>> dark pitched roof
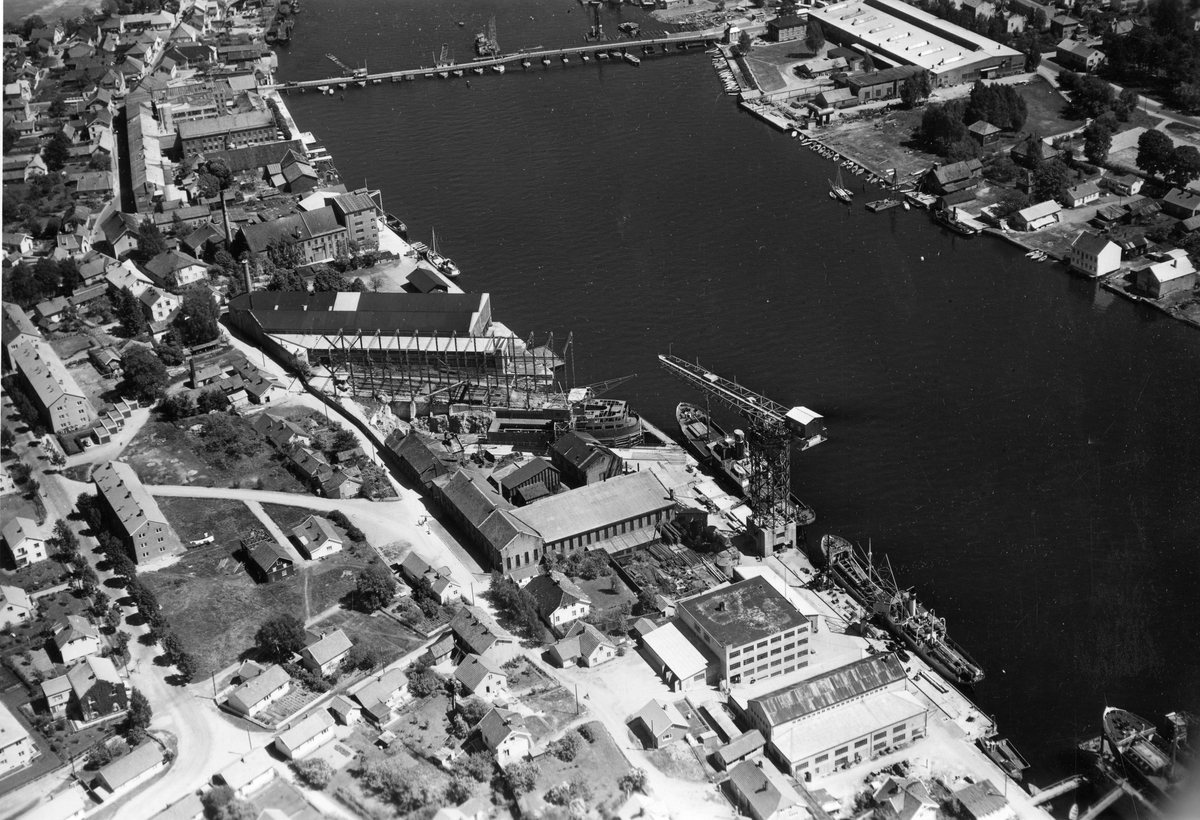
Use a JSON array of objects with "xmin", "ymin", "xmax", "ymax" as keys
[
  {"xmin": 247, "ymin": 540, "xmax": 292, "ymax": 575},
  {"xmin": 498, "ymin": 457, "xmax": 557, "ymax": 491},
  {"xmin": 439, "ymin": 470, "xmax": 507, "ymax": 527},
  {"xmin": 451, "ymin": 605, "xmax": 505, "ymax": 655},
  {"xmin": 524, "ymin": 571, "xmax": 591, "ymax": 620}
]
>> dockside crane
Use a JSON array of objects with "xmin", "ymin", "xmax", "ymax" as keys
[{"xmin": 658, "ymin": 353, "xmax": 826, "ymax": 555}]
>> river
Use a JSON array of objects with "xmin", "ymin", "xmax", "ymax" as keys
[{"xmin": 274, "ymin": 0, "xmax": 1200, "ymax": 792}]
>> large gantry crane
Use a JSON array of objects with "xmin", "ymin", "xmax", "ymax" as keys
[{"xmin": 659, "ymin": 353, "xmax": 826, "ymax": 555}]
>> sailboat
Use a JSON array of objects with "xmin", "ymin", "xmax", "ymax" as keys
[
  {"xmin": 829, "ymin": 166, "xmax": 853, "ymax": 203},
  {"xmin": 426, "ymin": 228, "xmax": 461, "ymax": 278}
]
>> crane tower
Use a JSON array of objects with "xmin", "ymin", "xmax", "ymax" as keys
[{"xmin": 659, "ymin": 353, "xmax": 826, "ymax": 555}]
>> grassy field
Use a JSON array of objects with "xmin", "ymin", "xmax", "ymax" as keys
[
  {"xmin": 1019, "ymin": 77, "xmax": 1083, "ymax": 138},
  {"xmin": 146, "ymin": 499, "xmax": 371, "ymax": 674},
  {"xmin": 531, "ymin": 721, "xmax": 631, "ymax": 813},
  {"xmin": 501, "ymin": 655, "xmax": 553, "ymax": 694},
  {"xmin": 122, "ymin": 418, "xmax": 307, "ymax": 492},
  {"xmin": 575, "ymin": 573, "xmax": 635, "ymax": 617},
  {"xmin": 521, "ymin": 686, "xmax": 582, "ymax": 744},
  {"xmin": 645, "ymin": 741, "xmax": 708, "ymax": 782},
  {"xmin": 307, "ymin": 607, "xmax": 423, "ymax": 669}
]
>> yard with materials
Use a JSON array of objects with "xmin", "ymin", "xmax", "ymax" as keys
[
  {"xmin": 121, "ymin": 415, "xmax": 307, "ymax": 492},
  {"xmin": 145, "ymin": 498, "xmax": 372, "ymax": 674}
]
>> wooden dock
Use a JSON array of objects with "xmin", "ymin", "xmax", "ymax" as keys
[{"xmin": 268, "ymin": 28, "xmax": 724, "ymax": 91}]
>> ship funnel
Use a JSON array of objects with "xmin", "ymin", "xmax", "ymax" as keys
[{"xmin": 907, "ymin": 596, "xmax": 917, "ymax": 618}]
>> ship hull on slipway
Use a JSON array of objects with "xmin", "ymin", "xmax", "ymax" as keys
[{"xmin": 573, "ymin": 399, "xmax": 643, "ymax": 447}]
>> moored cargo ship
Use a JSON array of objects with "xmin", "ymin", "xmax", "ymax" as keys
[
  {"xmin": 821, "ymin": 534, "xmax": 985, "ymax": 687},
  {"xmin": 676, "ymin": 402, "xmax": 815, "ymax": 526},
  {"xmin": 1102, "ymin": 707, "xmax": 1189, "ymax": 799}
]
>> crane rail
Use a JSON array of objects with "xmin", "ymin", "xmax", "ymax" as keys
[{"xmin": 658, "ymin": 353, "xmax": 789, "ymax": 423}]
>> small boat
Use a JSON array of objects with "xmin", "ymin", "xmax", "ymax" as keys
[
  {"xmin": 976, "ymin": 736, "xmax": 1031, "ymax": 781},
  {"xmin": 472, "ymin": 67, "xmax": 484, "ymax": 75},
  {"xmin": 458, "ymin": 20, "xmax": 465, "ymax": 26},
  {"xmin": 492, "ymin": 64, "xmax": 505, "ymax": 73},
  {"xmin": 597, "ymin": 51, "xmax": 609, "ymax": 60},
  {"xmin": 523, "ymin": 59, "xmax": 531, "ymax": 68},
  {"xmin": 542, "ymin": 57, "xmax": 552, "ymax": 65},
  {"xmin": 623, "ymin": 53, "xmax": 640, "ymax": 66},
  {"xmin": 337, "ymin": 82, "xmax": 347, "ymax": 89},
  {"xmin": 371, "ymin": 78, "xmax": 382, "ymax": 84},
  {"xmin": 933, "ymin": 207, "xmax": 980, "ymax": 237},
  {"xmin": 356, "ymin": 79, "xmax": 366, "ymax": 87},
  {"xmin": 562, "ymin": 55, "xmax": 570, "ymax": 63},
  {"xmin": 453, "ymin": 69, "xmax": 464, "ymax": 77},
  {"xmin": 582, "ymin": 54, "xmax": 590, "ymax": 61},
  {"xmin": 829, "ymin": 167, "xmax": 853, "ymax": 203},
  {"xmin": 438, "ymin": 71, "xmax": 449, "ymax": 79}
]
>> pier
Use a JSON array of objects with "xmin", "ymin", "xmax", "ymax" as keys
[
  {"xmin": 1028, "ymin": 776, "xmax": 1083, "ymax": 806},
  {"xmin": 268, "ymin": 29, "xmax": 724, "ymax": 91}
]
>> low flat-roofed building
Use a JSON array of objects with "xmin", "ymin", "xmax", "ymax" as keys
[
  {"xmin": 641, "ymin": 622, "xmax": 710, "ymax": 691},
  {"xmin": 677, "ymin": 576, "xmax": 816, "ymax": 685},
  {"xmin": 768, "ymin": 689, "xmax": 928, "ymax": 779}
]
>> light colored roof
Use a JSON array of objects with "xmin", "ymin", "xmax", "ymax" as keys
[
  {"xmin": 229, "ymin": 664, "xmax": 290, "ymax": 708},
  {"xmin": 1147, "ymin": 257, "xmax": 1197, "ymax": 283},
  {"xmin": 0, "ymin": 584, "xmax": 34, "ymax": 614},
  {"xmin": 1016, "ymin": 200, "xmax": 1061, "ymax": 221},
  {"xmin": 750, "ymin": 654, "xmax": 906, "ymax": 727},
  {"xmin": 455, "ymin": 653, "xmax": 506, "ymax": 691},
  {"xmin": 277, "ymin": 709, "xmax": 334, "ymax": 751},
  {"xmin": 716, "ymin": 729, "xmax": 766, "ymax": 766},
  {"xmin": 178, "ymin": 110, "xmax": 273, "ymax": 140},
  {"xmin": 96, "ymin": 742, "xmax": 163, "ymax": 790},
  {"xmin": 55, "ymin": 614, "xmax": 99, "ymax": 647},
  {"xmin": 8, "ymin": 336, "xmax": 90, "ymax": 409},
  {"xmin": 1065, "ymin": 181, "xmax": 1100, "ymax": 200},
  {"xmin": 512, "ymin": 470, "xmax": 673, "ymax": 544},
  {"xmin": 40, "ymin": 674, "xmax": 73, "ymax": 699},
  {"xmin": 94, "ymin": 461, "xmax": 169, "ymax": 538},
  {"xmin": 954, "ymin": 780, "xmax": 1010, "ymax": 819},
  {"xmin": 216, "ymin": 747, "xmax": 275, "ymax": 792},
  {"xmin": 303, "ymin": 629, "xmax": 352, "ymax": 666},
  {"xmin": 3, "ymin": 516, "xmax": 47, "ymax": 547},
  {"xmin": 292, "ymin": 515, "xmax": 342, "ymax": 548},
  {"xmin": 66, "ymin": 654, "xmax": 122, "ymax": 697},
  {"xmin": 769, "ymin": 690, "xmax": 927, "ymax": 764},
  {"xmin": 0, "ymin": 701, "xmax": 31, "ymax": 752},
  {"xmin": 634, "ymin": 699, "xmax": 688, "ymax": 736},
  {"xmin": 642, "ymin": 622, "xmax": 707, "ymax": 681},
  {"xmin": 354, "ymin": 667, "xmax": 407, "ymax": 709}
]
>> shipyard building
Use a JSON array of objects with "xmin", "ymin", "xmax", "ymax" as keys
[{"xmin": 807, "ymin": 0, "xmax": 1023, "ymax": 87}]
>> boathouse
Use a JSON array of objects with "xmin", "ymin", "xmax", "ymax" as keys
[{"xmin": 1012, "ymin": 200, "xmax": 1061, "ymax": 231}]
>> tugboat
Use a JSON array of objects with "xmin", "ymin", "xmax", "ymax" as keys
[
  {"xmin": 933, "ymin": 206, "xmax": 980, "ymax": 236},
  {"xmin": 677, "ymin": 403, "xmax": 816, "ymax": 526},
  {"xmin": 821, "ymin": 534, "xmax": 985, "ymax": 687}
]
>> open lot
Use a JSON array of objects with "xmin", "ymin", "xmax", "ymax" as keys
[
  {"xmin": 146, "ymin": 499, "xmax": 371, "ymax": 674},
  {"xmin": 122, "ymin": 417, "xmax": 307, "ymax": 492},
  {"xmin": 574, "ymin": 573, "xmax": 635, "ymax": 619},
  {"xmin": 328, "ymin": 713, "xmax": 452, "ymax": 820},
  {"xmin": 531, "ymin": 721, "xmax": 631, "ymax": 813},
  {"xmin": 307, "ymin": 607, "xmax": 423, "ymax": 669},
  {"xmin": 521, "ymin": 686, "xmax": 583, "ymax": 744},
  {"xmin": 501, "ymin": 656, "xmax": 553, "ymax": 695},
  {"xmin": 1019, "ymin": 77, "xmax": 1084, "ymax": 138}
]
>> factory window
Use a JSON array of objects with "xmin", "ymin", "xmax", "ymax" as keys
[
  {"xmin": 783, "ymin": 654, "xmax": 795, "ymax": 663},
  {"xmin": 855, "ymin": 738, "xmax": 868, "ymax": 748},
  {"xmin": 757, "ymin": 653, "xmax": 766, "ymax": 662},
  {"xmin": 894, "ymin": 732, "xmax": 906, "ymax": 742},
  {"xmin": 835, "ymin": 757, "xmax": 847, "ymax": 768},
  {"xmin": 730, "ymin": 648, "xmax": 741, "ymax": 658},
  {"xmin": 757, "ymin": 641, "xmax": 767, "ymax": 649},
  {"xmin": 770, "ymin": 635, "xmax": 781, "ymax": 643},
  {"xmin": 524, "ymin": 552, "xmax": 530, "ymax": 564},
  {"xmin": 770, "ymin": 659, "xmax": 781, "ymax": 667},
  {"xmin": 783, "ymin": 666, "xmax": 794, "ymax": 674},
  {"xmin": 815, "ymin": 754, "xmax": 828, "ymax": 763},
  {"xmin": 836, "ymin": 746, "xmax": 848, "ymax": 755},
  {"xmin": 874, "ymin": 732, "xmax": 886, "ymax": 740},
  {"xmin": 893, "ymin": 725, "xmax": 905, "ymax": 733},
  {"xmin": 730, "ymin": 661, "xmax": 740, "ymax": 670},
  {"xmin": 770, "ymin": 648, "xmax": 781, "ymax": 656},
  {"xmin": 784, "ymin": 643, "xmax": 795, "ymax": 651},
  {"xmin": 796, "ymin": 761, "xmax": 808, "ymax": 770}
]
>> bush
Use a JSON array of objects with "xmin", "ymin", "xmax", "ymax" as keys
[
  {"xmin": 458, "ymin": 696, "xmax": 490, "ymax": 727},
  {"xmin": 293, "ymin": 758, "xmax": 334, "ymax": 789},
  {"xmin": 451, "ymin": 751, "xmax": 495, "ymax": 784},
  {"xmin": 505, "ymin": 760, "xmax": 540, "ymax": 795},
  {"xmin": 619, "ymin": 768, "xmax": 649, "ymax": 794},
  {"xmin": 549, "ymin": 731, "xmax": 583, "ymax": 762},
  {"xmin": 578, "ymin": 723, "xmax": 597, "ymax": 744},
  {"xmin": 327, "ymin": 510, "xmax": 364, "ymax": 541}
]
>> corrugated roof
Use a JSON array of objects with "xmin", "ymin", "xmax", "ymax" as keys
[
  {"xmin": 512, "ymin": 470, "xmax": 672, "ymax": 545},
  {"xmin": 750, "ymin": 653, "xmax": 906, "ymax": 727}
]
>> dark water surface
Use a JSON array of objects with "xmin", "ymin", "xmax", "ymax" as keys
[{"xmin": 277, "ymin": 0, "xmax": 1200, "ymax": 787}]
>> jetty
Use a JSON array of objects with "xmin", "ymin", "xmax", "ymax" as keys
[{"xmin": 269, "ymin": 28, "xmax": 723, "ymax": 91}]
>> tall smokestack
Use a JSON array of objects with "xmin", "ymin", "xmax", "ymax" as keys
[{"xmin": 242, "ymin": 258, "xmax": 252, "ymax": 294}]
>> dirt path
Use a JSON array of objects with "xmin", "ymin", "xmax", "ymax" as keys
[{"xmin": 244, "ymin": 499, "xmax": 306, "ymax": 565}]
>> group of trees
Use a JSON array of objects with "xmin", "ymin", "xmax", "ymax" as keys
[
  {"xmin": 486, "ymin": 572, "xmax": 547, "ymax": 642},
  {"xmin": 1101, "ymin": 0, "xmax": 1200, "ymax": 109},
  {"xmin": 1, "ymin": 256, "xmax": 81, "ymax": 309},
  {"xmin": 120, "ymin": 346, "xmax": 169, "ymax": 402},
  {"xmin": 1058, "ymin": 71, "xmax": 1139, "ymax": 121},
  {"xmin": 1136, "ymin": 128, "xmax": 1200, "ymax": 184},
  {"xmin": 919, "ymin": 82, "xmax": 1029, "ymax": 160},
  {"xmin": 353, "ymin": 562, "xmax": 397, "ymax": 612}
]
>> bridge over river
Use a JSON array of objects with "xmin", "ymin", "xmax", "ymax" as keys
[{"xmin": 266, "ymin": 28, "xmax": 729, "ymax": 91}]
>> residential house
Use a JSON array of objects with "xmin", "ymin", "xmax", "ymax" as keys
[
  {"xmin": 1011, "ymin": 135, "xmax": 1060, "ymax": 167},
  {"xmin": 240, "ymin": 207, "xmax": 346, "ymax": 269},
  {"xmin": 967, "ymin": 121, "xmax": 1001, "ymax": 148},
  {"xmin": 213, "ymin": 747, "xmax": 276, "ymax": 798},
  {"xmin": 245, "ymin": 539, "xmax": 295, "ymax": 584},
  {"xmin": 139, "ymin": 286, "xmax": 179, "ymax": 323},
  {"xmin": 274, "ymin": 710, "xmax": 335, "ymax": 760},
  {"xmin": 1162, "ymin": 187, "xmax": 1200, "ymax": 219},
  {"xmin": 922, "ymin": 159, "xmax": 983, "ymax": 196},
  {"xmin": 0, "ymin": 703, "xmax": 37, "ymax": 777},
  {"xmin": 95, "ymin": 208, "xmax": 141, "ymax": 257},
  {"xmin": 454, "ymin": 654, "xmax": 507, "ymax": 697},
  {"xmin": 291, "ymin": 515, "xmax": 343, "ymax": 560},
  {"xmin": 1069, "ymin": 231, "xmax": 1121, "ymax": 278},
  {"xmin": 549, "ymin": 620, "xmax": 617, "ymax": 668},
  {"xmin": 477, "ymin": 708, "xmax": 533, "ymax": 764},
  {"xmin": 727, "ymin": 758, "xmax": 809, "ymax": 820},
  {"xmin": 93, "ymin": 461, "xmax": 184, "ymax": 564},
  {"xmin": 33, "ymin": 296, "xmax": 71, "ymax": 326},
  {"xmin": 354, "ymin": 667, "xmax": 408, "ymax": 725},
  {"xmin": 0, "ymin": 584, "xmax": 35, "ymax": 628},
  {"xmin": 54, "ymin": 615, "xmax": 102, "ymax": 664},
  {"xmin": 399, "ymin": 552, "xmax": 461, "ymax": 604},
  {"xmin": 252, "ymin": 412, "xmax": 312, "ymax": 450},
  {"xmin": 631, "ymin": 699, "xmax": 690, "ymax": 748},
  {"xmin": 952, "ymin": 780, "xmax": 1015, "ymax": 820},
  {"xmin": 432, "ymin": 798, "xmax": 491, "ymax": 820},
  {"xmin": 92, "ymin": 743, "xmax": 166, "ymax": 800},
  {"xmin": 2, "ymin": 233, "xmax": 34, "ymax": 254},
  {"xmin": 3, "ymin": 517, "xmax": 49, "ymax": 567},
  {"xmin": 226, "ymin": 664, "xmax": 291, "ymax": 717},
  {"xmin": 873, "ymin": 777, "xmax": 939, "ymax": 820},
  {"xmin": 143, "ymin": 249, "xmax": 206, "ymax": 290},
  {"xmin": 105, "ymin": 259, "xmax": 153, "ymax": 297},
  {"xmin": 1012, "ymin": 200, "xmax": 1062, "ymax": 231},
  {"xmin": 525, "ymin": 571, "xmax": 591, "ymax": 634},
  {"xmin": 1100, "ymin": 173, "xmax": 1143, "ymax": 197},
  {"xmin": 41, "ymin": 674, "xmax": 73, "ymax": 717},
  {"xmin": 319, "ymin": 470, "xmax": 361, "ymax": 500},
  {"xmin": 1056, "ymin": 39, "xmax": 1104, "ymax": 71},
  {"xmin": 766, "ymin": 16, "xmax": 806, "ymax": 42},
  {"xmin": 960, "ymin": 0, "xmax": 995, "ymax": 18},
  {"xmin": 1063, "ymin": 180, "xmax": 1101, "ymax": 208},
  {"xmin": 299, "ymin": 629, "xmax": 353, "ymax": 676},
  {"xmin": 8, "ymin": 336, "xmax": 96, "ymax": 433},
  {"xmin": 1136, "ymin": 251, "xmax": 1198, "ymax": 298},
  {"xmin": 67, "ymin": 655, "xmax": 128, "ymax": 721},
  {"xmin": 1050, "ymin": 14, "xmax": 1079, "ymax": 39},
  {"xmin": 450, "ymin": 605, "xmax": 513, "ymax": 658}
]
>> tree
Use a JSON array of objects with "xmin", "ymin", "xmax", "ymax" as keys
[
  {"xmin": 1, "ymin": 426, "xmax": 13, "ymax": 449},
  {"xmin": 360, "ymin": 759, "xmax": 443, "ymax": 811},
  {"xmin": 1032, "ymin": 158, "xmax": 1071, "ymax": 202},
  {"xmin": 900, "ymin": 70, "xmax": 932, "ymax": 108},
  {"xmin": 451, "ymin": 751, "xmax": 496, "ymax": 784},
  {"xmin": 805, "ymin": 18, "xmax": 824, "ymax": 53},
  {"xmin": 121, "ymin": 347, "xmax": 169, "ymax": 402},
  {"xmin": 619, "ymin": 768, "xmax": 649, "ymax": 795},
  {"xmin": 136, "ymin": 219, "xmax": 168, "ymax": 262},
  {"xmin": 88, "ymin": 741, "xmax": 113, "ymax": 769},
  {"xmin": 331, "ymin": 427, "xmax": 358, "ymax": 452},
  {"xmin": 354, "ymin": 563, "xmax": 396, "ymax": 612},
  {"xmin": 293, "ymin": 758, "xmax": 333, "ymax": 789},
  {"xmin": 735, "ymin": 30, "xmax": 752, "ymax": 56},
  {"xmin": 549, "ymin": 731, "xmax": 583, "ymax": 761},
  {"xmin": 1082, "ymin": 120, "xmax": 1113, "ymax": 164},
  {"xmin": 1068, "ymin": 75, "xmax": 1117, "ymax": 118},
  {"xmin": 115, "ymin": 286, "xmax": 148, "ymax": 337},
  {"xmin": 1115, "ymin": 88, "xmax": 1140, "ymax": 121},
  {"xmin": 266, "ymin": 268, "xmax": 306, "ymax": 291},
  {"xmin": 126, "ymin": 688, "xmax": 152, "ymax": 734},
  {"xmin": 993, "ymin": 189, "xmax": 1031, "ymax": 220},
  {"xmin": 50, "ymin": 519, "xmax": 78, "ymax": 557},
  {"xmin": 458, "ymin": 697, "xmax": 490, "ymax": 727},
  {"xmin": 207, "ymin": 158, "xmax": 233, "ymax": 189},
  {"xmin": 1167, "ymin": 144, "xmax": 1200, "ymax": 185},
  {"xmin": 343, "ymin": 642, "xmax": 382, "ymax": 672},
  {"xmin": 175, "ymin": 652, "xmax": 198, "ymax": 682},
  {"xmin": 197, "ymin": 390, "xmax": 228, "ymax": 414},
  {"xmin": 255, "ymin": 614, "xmax": 305, "ymax": 662},
  {"xmin": 505, "ymin": 761, "xmax": 540, "ymax": 795},
  {"xmin": 1172, "ymin": 82, "xmax": 1200, "ymax": 113},
  {"xmin": 160, "ymin": 392, "xmax": 197, "ymax": 422},
  {"xmin": 311, "ymin": 266, "xmax": 363, "ymax": 293},
  {"xmin": 266, "ymin": 236, "xmax": 303, "ymax": 271},
  {"xmin": 177, "ymin": 286, "xmax": 220, "ymax": 345},
  {"xmin": 42, "ymin": 132, "xmax": 71, "ymax": 172},
  {"xmin": 1138, "ymin": 129, "xmax": 1176, "ymax": 178}
]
